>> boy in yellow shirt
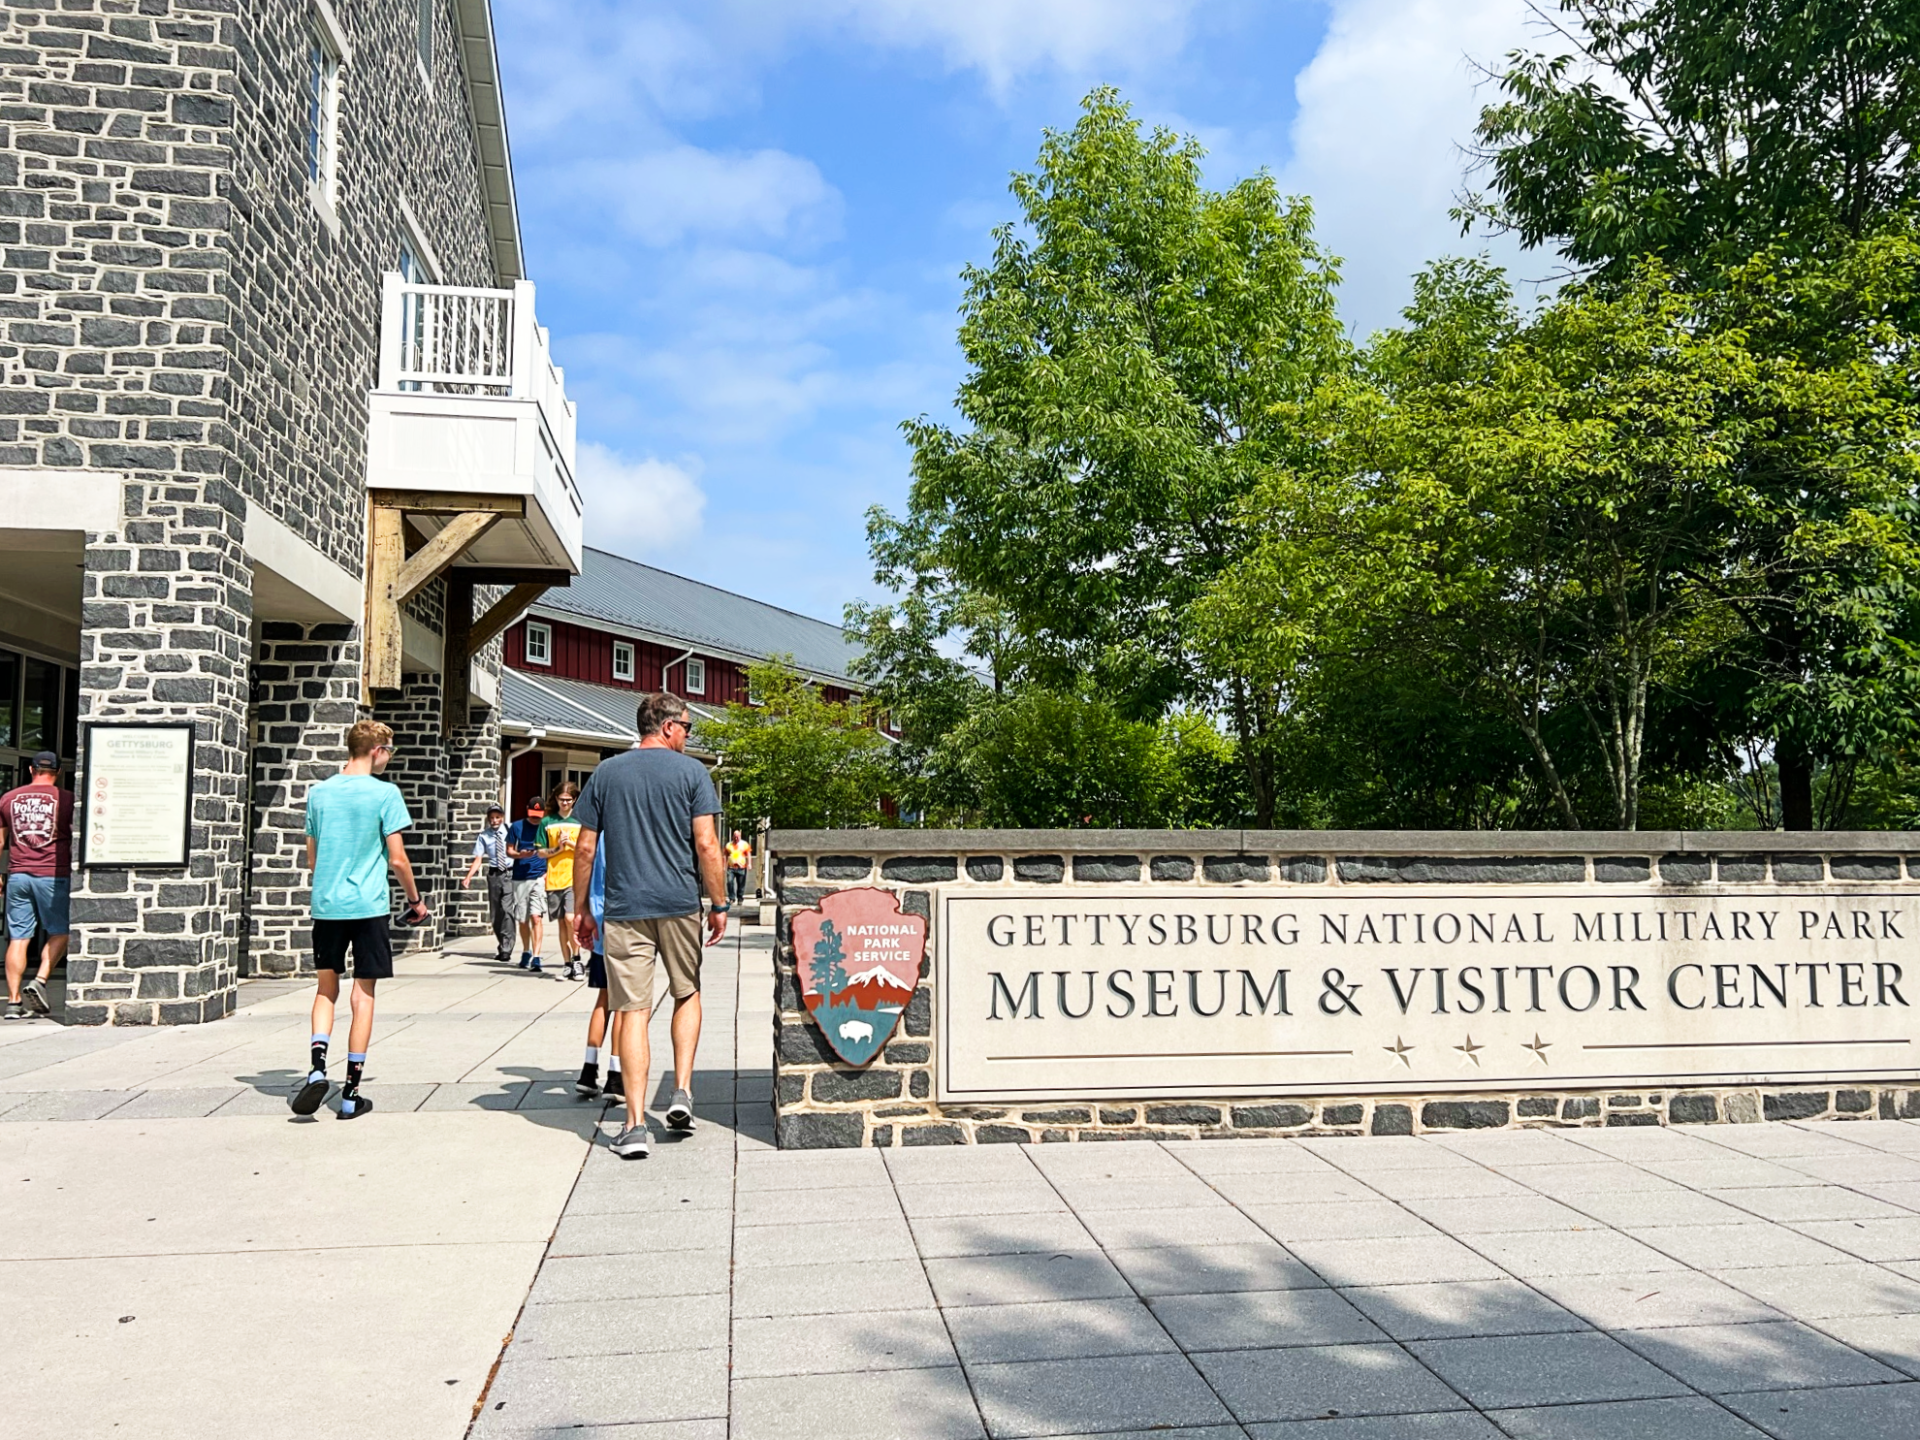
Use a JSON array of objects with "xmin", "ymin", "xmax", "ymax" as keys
[{"xmin": 539, "ymin": 785, "xmax": 584, "ymax": 980}]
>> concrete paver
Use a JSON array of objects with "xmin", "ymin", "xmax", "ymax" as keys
[{"xmin": 23, "ymin": 923, "xmax": 1920, "ymax": 1440}]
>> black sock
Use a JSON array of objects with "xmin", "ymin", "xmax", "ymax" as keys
[
  {"xmin": 343, "ymin": 1054, "xmax": 366, "ymax": 1098},
  {"xmin": 310, "ymin": 1035, "xmax": 328, "ymax": 1075}
]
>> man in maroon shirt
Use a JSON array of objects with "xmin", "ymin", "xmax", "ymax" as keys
[{"xmin": 2, "ymin": 751, "xmax": 73, "ymax": 1019}]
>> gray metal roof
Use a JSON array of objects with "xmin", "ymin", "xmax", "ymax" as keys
[
  {"xmin": 500, "ymin": 668, "xmax": 723, "ymax": 750},
  {"xmin": 531, "ymin": 547, "xmax": 862, "ymax": 685}
]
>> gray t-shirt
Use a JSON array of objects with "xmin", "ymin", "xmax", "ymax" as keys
[{"xmin": 574, "ymin": 747, "xmax": 721, "ymax": 921}]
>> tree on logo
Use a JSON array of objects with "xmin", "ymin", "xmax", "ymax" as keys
[{"xmin": 811, "ymin": 919, "xmax": 849, "ymax": 1002}]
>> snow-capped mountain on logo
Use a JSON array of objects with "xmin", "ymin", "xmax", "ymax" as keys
[{"xmin": 790, "ymin": 888, "xmax": 929, "ymax": 1067}]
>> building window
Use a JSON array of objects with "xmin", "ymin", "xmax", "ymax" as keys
[
  {"xmin": 685, "ymin": 657, "xmax": 706, "ymax": 694},
  {"xmin": 416, "ymin": 0, "xmax": 434, "ymax": 74},
  {"xmin": 612, "ymin": 642, "xmax": 634, "ymax": 683},
  {"xmin": 524, "ymin": 621, "xmax": 552, "ymax": 666},
  {"xmin": 305, "ymin": 7, "xmax": 346, "ymax": 209}
]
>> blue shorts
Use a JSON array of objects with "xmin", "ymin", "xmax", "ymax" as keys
[
  {"xmin": 6, "ymin": 874, "xmax": 70, "ymax": 940},
  {"xmin": 587, "ymin": 952, "xmax": 606, "ymax": 990}
]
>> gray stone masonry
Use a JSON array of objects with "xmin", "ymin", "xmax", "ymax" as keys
[
  {"xmin": 2, "ymin": 1, "xmax": 511, "ymax": 1011},
  {"xmin": 244, "ymin": 619, "xmax": 358, "ymax": 975},
  {"xmin": 770, "ymin": 830, "xmax": 1920, "ymax": 1148},
  {"xmin": 374, "ymin": 671, "xmax": 450, "ymax": 951},
  {"xmin": 67, "ymin": 477, "xmax": 251, "ymax": 1024}
]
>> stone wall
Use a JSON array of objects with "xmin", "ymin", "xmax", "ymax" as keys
[
  {"xmin": 770, "ymin": 830, "xmax": 1920, "ymax": 1147},
  {"xmin": 65, "ymin": 478, "xmax": 251, "ymax": 1024},
  {"xmin": 244, "ymin": 619, "xmax": 358, "ymax": 975}
]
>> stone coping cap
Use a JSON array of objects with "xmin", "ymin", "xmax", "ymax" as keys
[{"xmin": 768, "ymin": 828, "xmax": 1920, "ymax": 855}]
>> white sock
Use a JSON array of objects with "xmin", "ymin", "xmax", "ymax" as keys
[{"xmin": 584, "ymin": 1046, "xmax": 598, "ymax": 1066}]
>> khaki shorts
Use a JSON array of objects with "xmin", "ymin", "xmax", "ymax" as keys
[{"xmin": 604, "ymin": 913, "xmax": 702, "ymax": 1011}]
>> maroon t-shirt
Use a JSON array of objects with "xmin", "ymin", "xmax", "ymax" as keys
[{"xmin": 1, "ymin": 784, "xmax": 74, "ymax": 878}]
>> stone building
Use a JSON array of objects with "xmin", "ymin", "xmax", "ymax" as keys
[{"xmin": 0, "ymin": 0, "xmax": 580, "ymax": 1023}]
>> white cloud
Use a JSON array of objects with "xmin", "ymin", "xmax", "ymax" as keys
[
  {"xmin": 574, "ymin": 443, "xmax": 707, "ymax": 555},
  {"xmin": 817, "ymin": 0, "xmax": 1201, "ymax": 92},
  {"xmin": 561, "ymin": 146, "xmax": 841, "ymax": 249},
  {"xmin": 1275, "ymin": 0, "xmax": 1547, "ymax": 336}
]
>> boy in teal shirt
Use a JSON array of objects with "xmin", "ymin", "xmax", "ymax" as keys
[{"xmin": 290, "ymin": 720, "xmax": 428, "ymax": 1119}]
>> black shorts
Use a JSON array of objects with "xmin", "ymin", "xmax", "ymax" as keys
[
  {"xmin": 313, "ymin": 916, "xmax": 394, "ymax": 979},
  {"xmin": 587, "ymin": 952, "xmax": 606, "ymax": 990}
]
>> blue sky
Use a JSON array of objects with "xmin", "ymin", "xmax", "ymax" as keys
[{"xmin": 493, "ymin": 0, "xmax": 1543, "ymax": 624}]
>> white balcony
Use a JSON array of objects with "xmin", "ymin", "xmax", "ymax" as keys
[{"xmin": 365, "ymin": 274, "xmax": 583, "ymax": 578}]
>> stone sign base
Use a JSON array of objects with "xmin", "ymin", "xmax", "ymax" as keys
[{"xmin": 770, "ymin": 830, "xmax": 1920, "ymax": 1148}]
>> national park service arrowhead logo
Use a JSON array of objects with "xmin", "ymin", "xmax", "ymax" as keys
[{"xmin": 792, "ymin": 888, "xmax": 927, "ymax": 1066}]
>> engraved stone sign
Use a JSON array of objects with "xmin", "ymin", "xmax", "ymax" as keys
[
  {"xmin": 938, "ymin": 887, "xmax": 1920, "ymax": 1101},
  {"xmin": 794, "ymin": 887, "xmax": 927, "ymax": 1066}
]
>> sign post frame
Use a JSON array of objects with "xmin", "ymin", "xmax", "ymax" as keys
[{"xmin": 79, "ymin": 721, "xmax": 196, "ymax": 869}]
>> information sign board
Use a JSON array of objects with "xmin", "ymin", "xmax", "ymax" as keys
[
  {"xmin": 938, "ymin": 887, "xmax": 1920, "ymax": 1101},
  {"xmin": 80, "ymin": 723, "xmax": 194, "ymax": 868}
]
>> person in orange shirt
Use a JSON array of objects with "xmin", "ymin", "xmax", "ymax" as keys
[{"xmin": 724, "ymin": 829, "xmax": 751, "ymax": 912}]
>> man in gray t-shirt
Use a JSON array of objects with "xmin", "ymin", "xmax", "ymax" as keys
[{"xmin": 573, "ymin": 692, "xmax": 726, "ymax": 1159}]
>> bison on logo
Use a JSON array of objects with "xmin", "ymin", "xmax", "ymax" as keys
[{"xmin": 791, "ymin": 887, "xmax": 927, "ymax": 1066}]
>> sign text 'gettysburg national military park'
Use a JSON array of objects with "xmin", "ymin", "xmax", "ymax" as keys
[{"xmin": 937, "ymin": 888, "xmax": 1919, "ymax": 1101}]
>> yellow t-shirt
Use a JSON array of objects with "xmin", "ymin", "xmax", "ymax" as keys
[
  {"xmin": 726, "ymin": 839, "xmax": 751, "ymax": 869},
  {"xmin": 540, "ymin": 817, "xmax": 582, "ymax": 890}
]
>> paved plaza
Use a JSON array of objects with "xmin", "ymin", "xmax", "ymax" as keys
[{"xmin": 8, "ymin": 932, "xmax": 1920, "ymax": 1437}]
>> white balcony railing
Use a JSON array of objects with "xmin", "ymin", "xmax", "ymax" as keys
[
  {"xmin": 368, "ymin": 273, "xmax": 583, "ymax": 574},
  {"xmin": 377, "ymin": 275, "xmax": 579, "ymax": 465}
]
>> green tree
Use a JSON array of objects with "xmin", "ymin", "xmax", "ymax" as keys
[
  {"xmin": 1205, "ymin": 258, "xmax": 1759, "ymax": 829},
  {"xmin": 700, "ymin": 659, "xmax": 891, "ymax": 829},
  {"xmin": 1462, "ymin": 0, "xmax": 1920, "ymax": 271},
  {"xmin": 938, "ymin": 688, "xmax": 1205, "ymax": 828},
  {"xmin": 1465, "ymin": 0, "xmax": 1920, "ymax": 825},
  {"xmin": 810, "ymin": 919, "xmax": 849, "ymax": 1000},
  {"xmin": 885, "ymin": 89, "xmax": 1350, "ymax": 825}
]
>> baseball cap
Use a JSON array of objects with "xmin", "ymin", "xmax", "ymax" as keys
[
  {"xmin": 486, "ymin": 803, "xmax": 504, "ymax": 815},
  {"xmin": 30, "ymin": 750, "xmax": 59, "ymax": 772},
  {"xmin": 526, "ymin": 797, "xmax": 545, "ymax": 810}
]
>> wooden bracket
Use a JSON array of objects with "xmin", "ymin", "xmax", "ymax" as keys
[
  {"xmin": 395, "ymin": 511, "xmax": 502, "ymax": 604},
  {"xmin": 369, "ymin": 490, "xmax": 526, "ymax": 517},
  {"xmin": 441, "ymin": 581, "xmax": 549, "ymax": 733},
  {"xmin": 443, "ymin": 577, "xmax": 475, "ymax": 734},
  {"xmin": 365, "ymin": 503, "xmax": 406, "ymax": 696},
  {"xmin": 366, "ymin": 498, "xmax": 513, "ymax": 696},
  {"xmin": 470, "ymin": 582, "xmax": 549, "ymax": 652}
]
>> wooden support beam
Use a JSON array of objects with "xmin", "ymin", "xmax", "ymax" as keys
[
  {"xmin": 368, "ymin": 490, "xmax": 526, "ymax": 517},
  {"xmin": 469, "ymin": 582, "xmax": 548, "ymax": 654},
  {"xmin": 364, "ymin": 503, "xmax": 406, "ymax": 695},
  {"xmin": 446, "ymin": 567, "xmax": 574, "ymax": 588},
  {"xmin": 394, "ymin": 510, "xmax": 501, "ymax": 604},
  {"xmin": 443, "ymin": 577, "xmax": 474, "ymax": 736}
]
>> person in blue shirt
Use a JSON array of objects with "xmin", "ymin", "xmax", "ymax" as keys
[
  {"xmin": 290, "ymin": 720, "xmax": 427, "ymax": 1120},
  {"xmin": 572, "ymin": 840, "xmax": 623, "ymax": 1101},
  {"xmin": 505, "ymin": 796, "xmax": 548, "ymax": 971}
]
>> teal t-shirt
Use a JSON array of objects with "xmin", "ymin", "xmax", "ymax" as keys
[{"xmin": 305, "ymin": 773, "xmax": 413, "ymax": 920}]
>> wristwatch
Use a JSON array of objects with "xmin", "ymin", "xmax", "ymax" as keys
[{"xmin": 711, "ymin": 902, "xmax": 730, "ymax": 913}]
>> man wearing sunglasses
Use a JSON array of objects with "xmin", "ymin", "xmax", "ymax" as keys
[{"xmin": 572, "ymin": 693, "xmax": 727, "ymax": 1159}]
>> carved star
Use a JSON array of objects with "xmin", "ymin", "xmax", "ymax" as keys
[
  {"xmin": 1524, "ymin": 1033, "xmax": 1552, "ymax": 1066},
  {"xmin": 1454, "ymin": 1034, "xmax": 1484, "ymax": 1066},
  {"xmin": 1384, "ymin": 1036, "xmax": 1415, "ymax": 1067}
]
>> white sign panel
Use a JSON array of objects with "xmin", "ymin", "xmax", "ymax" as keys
[
  {"xmin": 82, "ymin": 723, "xmax": 194, "ymax": 867},
  {"xmin": 938, "ymin": 887, "xmax": 1920, "ymax": 1101}
]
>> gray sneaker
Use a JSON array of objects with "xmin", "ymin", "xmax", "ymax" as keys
[
  {"xmin": 665, "ymin": 1087, "xmax": 694, "ymax": 1130},
  {"xmin": 610, "ymin": 1123, "xmax": 651, "ymax": 1159},
  {"xmin": 21, "ymin": 977, "xmax": 50, "ymax": 1016},
  {"xmin": 3, "ymin": 1002, "xmax": 25, "ymax": 1020}
]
